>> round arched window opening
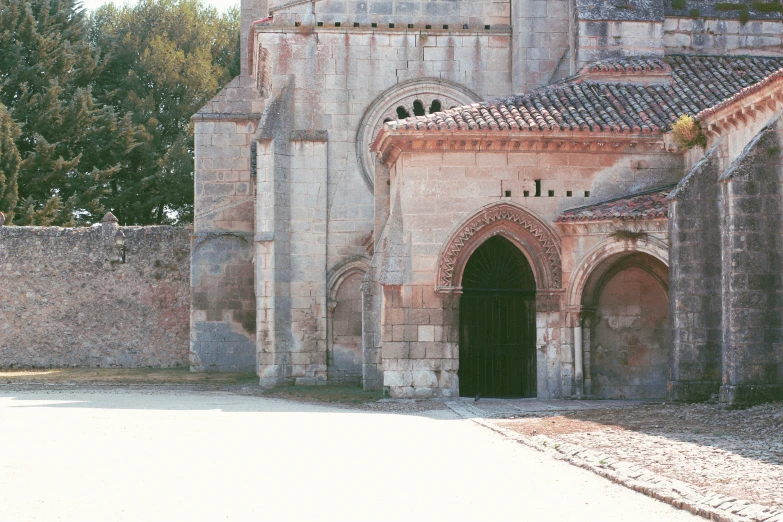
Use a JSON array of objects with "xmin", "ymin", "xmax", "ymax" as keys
[{"xmin": 355, "ymin": 79, "xmax": 481, "ymax": 191}]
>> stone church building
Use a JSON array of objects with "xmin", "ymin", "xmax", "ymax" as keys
[{"xmin": 191, "ymin": 0, "xmax": 783, "ymax": 405}]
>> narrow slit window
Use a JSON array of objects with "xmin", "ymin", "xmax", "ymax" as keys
[{"xmin": 534, "ymin": 180, "xmax": 541, "ymax": 197}]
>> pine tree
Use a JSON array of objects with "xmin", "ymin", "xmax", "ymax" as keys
[
  {"xmin": 90, "ymin": 0, "xmax": 239, "ymax": 224},
  {"xmin": 0, "ymin": 102, "xmax": 20, "ymax": 223},
  {"xmin": 0, "ymin": 0, "xmax": 140, "ymax": 225}
]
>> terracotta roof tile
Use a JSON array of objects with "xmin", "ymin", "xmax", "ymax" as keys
[
  {"xmin": 586, "ymin": 58, "xmax": 668, "ymax": 73},
  {"xmin": 556, "ymin": 186, "xmax": 675, "ymax": 223},
  {"xmin": 384, "ymin": 55, "xmax": 783, "ymax": 136}
]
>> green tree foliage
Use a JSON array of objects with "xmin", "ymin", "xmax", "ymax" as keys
[
  {"xmin": 0, "ymin": 0, "xmax": 238, "ymax": 226},
  {"xmin": 0, "ymin": 102, "xmax": 20, "ymax": 223},
  {"xmin": 90, "ymin": 0, "xmax": 240, "ymax": 224},
  {"xmin": 0, "ymin": 0, "xmax": 140, "ymax": 226}
]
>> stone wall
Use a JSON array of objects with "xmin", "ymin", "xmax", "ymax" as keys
[
  {"xmin": 575, "ymin": 0, "xmax": 663, "ymax": 65},
  {"xmin": 578, "ymin": 20, "xmax": 664, "ymax": 65},
  {"xmin": 0, "ymin": 220, "xmax": 190, "ymax": 368},
  {"xmin": 512, "ymin": 0, "xmax": 573, "ymax": 91},
  {"xmin": 664, "ymin": 17, "xmax": 783, "ymax": 55},
  {"xmin": 191, "ymin": 115, "xmax": 258, "ymax": 373},
  {"xmin": 668, "ymin": 143, "xmax": 724, "ymax": 402},
  {"xmin": 379, "ymin": 284, "xmax": 460, "ymax": 398},
  {"xmin": 670, "ymin": 114, "xmax": 783, "ymax": 406},
  {"xmin": 305, "ymin": 0, "xmax": 510, "ymax": 26},
  {"xmin": 719, "ymin": 116, "xmax": 783, "ymax": 405}
]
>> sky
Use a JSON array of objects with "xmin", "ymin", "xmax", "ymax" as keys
[{"xmin": 81, "ymin": 0, "xmax": 238, "ymax": 12}]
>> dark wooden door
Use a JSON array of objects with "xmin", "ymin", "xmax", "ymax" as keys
[{"xmin": 459, "ymin": 236, "xmax": 537, "ymax": 398}]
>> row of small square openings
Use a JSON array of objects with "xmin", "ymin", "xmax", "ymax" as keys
[
  {"xmin": 505, "ymin": 182, "xmax": 590, "ymax": 198},
  {"xmin": 298, "ymin": 22, "xmax": 494, "ymax": 30}
]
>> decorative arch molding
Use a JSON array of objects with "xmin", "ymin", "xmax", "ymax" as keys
[
  {"xmin": 436, "ymin": 203, "xmax": 562, "ymax": 292},
  {"xmin": 327, "ymin": 256, "xmax": 370, "ymax": 303},
  {"xmin": 356, "ymin": 78, "xmax": 481, "ymax": 191},
  {"xmin": 565, "ymin": 236, "xmax": 669, "ymax": 309}
]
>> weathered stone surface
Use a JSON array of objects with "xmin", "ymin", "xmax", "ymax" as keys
[
  {"xmin": 0, "ymin": 224, "xmax": 190, "ymax": 368},
  {"xmin": 188, "ymin": 0, "xmax": 783, "ymax": 401},
  {"xmin": 668, "ymin": 143, "xmax": 724, "ymax": 402},
  {"xmin": 718, "ymin": 116, "xmax": 783, "ymax": 406},
  {"xmin": 592, "ymin": 262, "xmax": 670, "ymax": 400}
]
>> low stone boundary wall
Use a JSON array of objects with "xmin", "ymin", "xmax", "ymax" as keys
[{"xmin": 0, "ymin": 216, "xmax": 191, "ymax": 368}]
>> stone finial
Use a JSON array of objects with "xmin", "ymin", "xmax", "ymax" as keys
[
  {"xmin": 101, "ymin": 212, "xmax": 119, "ymax": 224},
  {"xmin": 0, "ymin": 211, "xmax": 5, "ymax": 227}
]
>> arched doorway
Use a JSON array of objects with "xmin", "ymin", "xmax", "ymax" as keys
[
  {"xmin": 585, "ymin": 252, "xmax": 669, "ymax": 400},
  {"xmin": 328, "ymin": 272, "xmax": 364, "ymax": 385},
  {"xmin": 459, "ymin": 236, "xmax": 537, "ymax": 397}
]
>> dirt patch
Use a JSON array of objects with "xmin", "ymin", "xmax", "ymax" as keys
[
  {"xmin": 0, "ymin": 367, "xmax": 257, "ymax": 386},
  {"xmin": 259, "ymin": 385, "xmax": 447, "ymax": 413},
  {"xmin": 494, "ymin": 402, "xmax": 783, "ymax": 509},
  {"xmin": 497, "ymin": 415, "xmax": 615, "ymax": 436},
  {"xmin": 259, "ymin": 384, "xmax": 383, "ymax": 405},
  {"xmin": 0, "ymin": 369, "xmax": 447, "ymax": 414}
]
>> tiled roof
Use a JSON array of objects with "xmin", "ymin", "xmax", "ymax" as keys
[
  {"xmin": 384, "ymin": 55, "xmax": 783, "ymax": 136},
  {"xmin": 585, "ymin": 58, "xmax": 668, "ymax": 73},
  {"xmin": 556, "ymin": 186, "xmax": 674, "ymax": 223}
]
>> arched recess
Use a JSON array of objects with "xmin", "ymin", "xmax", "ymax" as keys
[
  {"xmin": 565, "ymin": 237, "xmax": 669, "ymax": 309},
  {"xmin": 436, "ymin": 202, "xmax": 562, "ymax": 293},
  {"xmin": 573, "ymin": 242, "xmax": 670, "ymax": 400},
  {"xmin": 326, "ymin": 258, "xmax": 369, "ymax": 385},
  {"xmin": 356, "ymin": 78, "xmax": 481, "ymax": 191}
]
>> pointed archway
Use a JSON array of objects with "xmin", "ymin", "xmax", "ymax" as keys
[{"xmin": 459, "ymin": 236, "xmax": 537, "ymax": 397}]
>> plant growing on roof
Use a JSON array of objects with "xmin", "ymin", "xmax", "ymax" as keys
[{"xmin": 671, "ymin": 115, "xmax": 707, "ymax": 150}]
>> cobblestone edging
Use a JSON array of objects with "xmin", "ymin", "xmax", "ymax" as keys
[{"xmin": 445, "ymin": 402, "xmax": 783, "ymax": 522}]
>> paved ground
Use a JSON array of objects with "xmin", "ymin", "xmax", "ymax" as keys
[
  {"xmin": 455, "ymin": 398, "xmax": 783, "ymax": 522},
  {"xmin": 0, "ymin": 388, "xmax": 699, "ymax": 522}
]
